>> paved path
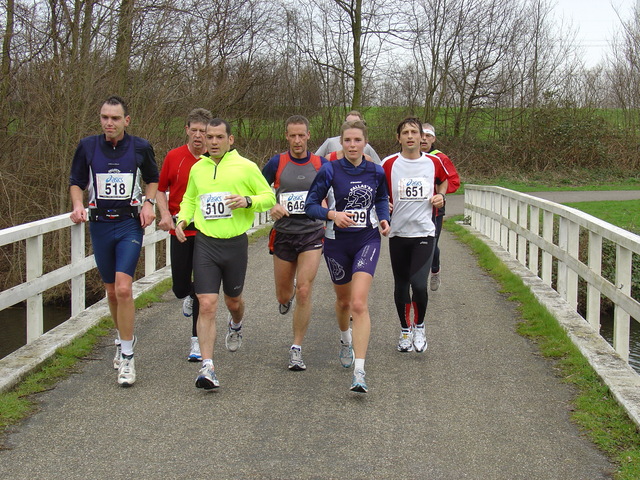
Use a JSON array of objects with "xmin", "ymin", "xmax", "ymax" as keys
[{"xmin": 0, "ymin": 227, "xmax": 616, "ymax": 478}]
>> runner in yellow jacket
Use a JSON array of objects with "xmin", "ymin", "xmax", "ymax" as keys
[{"xmin": 175, "ymin": 118, "xmax": 275, "ymax": 390}]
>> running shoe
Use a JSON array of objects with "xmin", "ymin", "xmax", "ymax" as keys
[
  {"xmin": 188, "ymin": 336, "xmax": 202, "ymax": 362},
  {"xmin": 413, "ymin": 324, "xmax": 428, "ymax": 353},
  {"xmin": 195, "ymin": 365, "xmax": 219, "ymax": 390},
  {"xmin": 113, "ymin": 336, "xmax": 137, "ymax": 370},
  {"xmin": 350, "ymin": 369, "xmax": 368, "ymax": 393},
  {"xmin": 182, "ymin": 295, "xmax": 194, "ymax": 317},
  {"xmin": 117, "ymin": 354, "xmax": 136, "ymax": 386},
  {"xmin": 288, "ymin": 347, "xmax": 306, "ymax": 371},
  {"xmin": 279, "ymin": 279, "xmax": 297, "ymax": 315},
  {"xmin": 430, "ymin": 271, "xmax": 441, "ymax": 291},
  {"xmin": 225, "ymin": 316, "xmax": 243, "ymax": 352},
  {"xmin": 339, "ymin": 340, "xmax": 354, "ymax": 368},
  {"xmin": 397, "ymin": 329, "xmax": 414, "ymax": 352},
  {"xmin": 113, "ymin": 342, "xmax": 122, "ymax": 370}
]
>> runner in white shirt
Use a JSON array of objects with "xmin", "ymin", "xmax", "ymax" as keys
[{"xmin": 381, "ymin": 117, "xmax": 448, "ymax": 353}]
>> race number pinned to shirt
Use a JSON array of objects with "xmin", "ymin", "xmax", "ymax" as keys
[
  {"xmin": 200, "ymin": 192, "xmax": 232, "ymax": 219},
  {"xmin": 96, "ymin": 173, "xmax": 134, "ymax": 200},
  {"xmin": 398, "ymin": 177, "xmax": 430, "ymax": 201},
  {"xmin": 344, "ymin": 209, "xmax": 367, "ymax": 228},
  {"xmin": 279, "ymin": 191, "xmax": 307, "ymax": 214}
]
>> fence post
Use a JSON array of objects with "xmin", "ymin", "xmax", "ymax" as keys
[
  {"xmin": 529, "ymin": 206, "xmax": 539, "ymax": 275},
  {"xmin": 614, "ymin": 245, "xmax": 632, "ymax": 361},
  {"xmin": 144, "ymin": 222, "xmax": 157, "ymax": 277},
  {"xmin": 541, "ymin": 211, "xmax": 553, "ymax": 286},
  {"xmin": 26, "ymin": 235, "xmax": 44, "ymax": 343},
  {"xmin": 70, "ymin": 222, "xmax": 86, "ymax": 317}
]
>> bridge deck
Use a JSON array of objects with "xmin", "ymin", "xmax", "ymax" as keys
[{"xmin": 0, "ymin": 224, "xmax": 614, "ymax": 478}]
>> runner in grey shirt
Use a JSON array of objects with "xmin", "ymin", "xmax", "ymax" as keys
[{"xmin": 315, "ymin": 110, "xmax": 381, "ymax": 165}]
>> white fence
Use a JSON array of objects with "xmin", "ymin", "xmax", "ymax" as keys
[
  {"xmin": 464, "ymin": 185, "xmax": 640, "ymax": 363},
  {"xmin": 0, "ymin": 210, "xmax": 270, "ymax": 346}
]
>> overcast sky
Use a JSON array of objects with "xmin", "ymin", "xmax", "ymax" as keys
[{"xmin": 556, "ymin": 0, "xmax": 636, "ymax": 67}]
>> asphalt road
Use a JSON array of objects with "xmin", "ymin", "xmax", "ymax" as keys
[{"xmin": 0, "ymin": 223, "xmax": 616, "ymax": 479}]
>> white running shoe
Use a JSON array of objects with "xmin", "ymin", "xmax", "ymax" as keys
[
  {"xmin": 117, "ymin": 355, "xmax": 136, "ymax": 386},
  {"xmin": 113, "ymin": 342, "xmax": 121, "ymax": 370},
  {"xmin": 188, "ymin": 336, "xmax": 202, "ymax": 362},
  {"xmin": 195, "ymin": 365, "xmax": 219, "ymax": 390},
  {"xmin": 413, "ymin": 324, "xmax": 428, "ymax": 353},
  {"xmin": 225, "ymin": 314, "xmax": 243, "ymax": 352},
  {"xmin": 288, "ymin": 347, "xmax": 306, "ymax": 371},
  {"xmin": 430, "ymin": 271, "xmax": 441, "ymax": 291},
  {"xmin": 397, "ymin": 329, "xmax": 414, "ymax": 352},
  {"xmin": 279, "ymin": 279, "xmax": 297, "ymax": 315},
  {"xmin": 113, "ymin": 336, "xmax": 137, "ymax": 370},
  {"xmin": 339, "ymin": 340, "xmax": 354, "ymax": 368},
  {"xmin": 350, "ymin": 369, "xmax": 368, "ymax": 393},
  {"xmin": 182, "ymin": 296, "xmax": 194, "ymax": 317}
]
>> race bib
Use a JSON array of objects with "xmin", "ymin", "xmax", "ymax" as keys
[
  {"xmin": 200, "ymin": 192, "xmax": 232, "ymax": 219},
  {"xmin": 96, "ymin": 173, "xmax": 134, "ymax": 200},
  {"xmin": 398, "ymin": 177, "xmax": 430, "ymax": 201},
  {"xmin": 344, "ymin": 208, "xmax": 367, "ymax": 228},
  {"xmin": 279, "ymin": 191, "xmax": 307, "ymax": 214}
]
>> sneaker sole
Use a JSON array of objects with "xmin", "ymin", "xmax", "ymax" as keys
[
  {"xmin": 187, "ymin": 355, "xmax": 202, "ymax": 362},
  {"xmin": 195, "ymin": 376, "xmax": 219, "ymax": 390},
  {"xmin": 288, "ymin": 364, "xmax": 307, "ymax": 371},
  {"xmin": 225, "ymin": 340, "xmax": 241, "ymax": 352},
  {"xmin": 350, "ymin": 384, "xmax": 368, "ymax": 393},
  {"xmin": 118, "ymin": 379, "xmax": 135, "ymax": 387},
  {"xmin": 398, "ymin": 347, "xmax": 414, "ymax": 352}
]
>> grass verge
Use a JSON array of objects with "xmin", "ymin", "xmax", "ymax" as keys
[
  {"xmin": 0, "ymin": 278, "xmax": 173, "ymax": 446},
  {"xmin": 445, "ymin": 217, "xmax": 640, "ymax": 480}
]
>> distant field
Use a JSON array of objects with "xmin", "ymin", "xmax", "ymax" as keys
[{"xmin": 564, "ymin": 199, "xmax": 640, "ymax": 235}]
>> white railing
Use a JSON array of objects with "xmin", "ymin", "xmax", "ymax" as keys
[
  {"xmin": 0, "ymin": 210, "xmax": 270, "ymax": 346},
  {"xmin": 464, "ymin": 185, "xmax": 640, "ymax": 363}
]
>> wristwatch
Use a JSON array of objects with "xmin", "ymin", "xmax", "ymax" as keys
[
  {"xmin": 245, "ymin": 196, "xmax": 253, "ymax": 208},
  {"xmin": 145, "ymin": 198, "xmax": 156, "ymax": 206}
]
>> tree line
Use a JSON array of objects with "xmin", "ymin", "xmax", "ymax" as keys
[{"xmin": 1, "ymin": 0, "xmax": 639, "ymax": 296}]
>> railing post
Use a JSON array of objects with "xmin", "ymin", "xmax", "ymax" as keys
[
  {"xmin": 490, "ymin": 191, "xmax": 500, "ymax": 243},
  {"xmin": 586, "ymin": 231, "xmax": 602, "ymax": 330},
  {"xmin": 165, "ymin": 235, "xmax": 172, "ymax": 267},
  {"xmin": 26, "ymin": 235, "xmax": 44, "ymax": 343},
  {"xmin": 144, "ymin": 221, "xmax": 157, "ymax": 276},
  {"xmin": 566, "ymin": 220, "xmax": 579, "ymax": 310},
  {"xmin": 558, "ymin": 217, "xmax": 568, "ymax": 299},
  {"xmin": 508, "ymin": 197, "xmax": 517, "ymax": 256},
  {"xmin": 541, "ymin": 211, "xmax": 553, "ymax": 286},
  {"xmin": 614, "ymin": 245, "xmax": 632, "ymax": 361},
  {"xmin": 529, "ymin": 206, "xmax": 539, "ymax": 275},
  {"xmin": 500, "ymin": 195, "xmax": 509, "ymax": 250},
  {"xmin": 517, "ymin": 200, "xmax": 527, "ymax": 266},
  {"xmin": 70, "ymin": 222, "xmax": 86, "ymax": 317}
]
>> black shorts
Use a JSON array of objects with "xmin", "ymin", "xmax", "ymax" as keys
[
  {"xmin": 268, "ymin": 228, "xmax": 324, "ymax": 262},
  {"xmin": 193, "ymin": 232, "xmax": 248, "ymax": 297}
]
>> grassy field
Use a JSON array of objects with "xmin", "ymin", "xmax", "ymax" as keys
[
  {"xmin": 564, "ymin": 199, "xmax": 640, "ymax": 235},
  {"xmin": 461, "ymin": 175, "xmax": 640, "ymax": 194}
]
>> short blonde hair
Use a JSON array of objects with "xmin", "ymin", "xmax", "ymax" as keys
[{"xmin": 340, "ymin": 119, "xmax": 368, "ymax": 143}]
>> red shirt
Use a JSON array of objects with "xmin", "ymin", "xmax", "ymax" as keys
[
  {"xmin": 158, "ymin": 144, "xmax": 200, "ymax": 236},
  {"xmin": 430, "ymin": 150, "xmax": 460, "ymax": 194}
]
